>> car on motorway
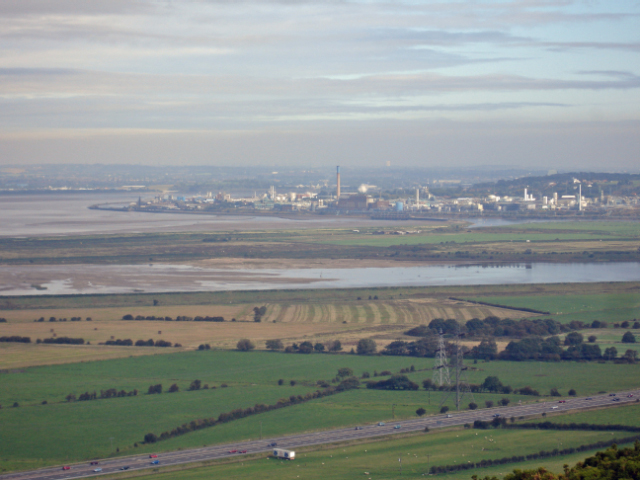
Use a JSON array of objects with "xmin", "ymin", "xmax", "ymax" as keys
[
  {"xmin": 90, "ymin": 461, "xmax": 99, "ymax": 465},
  {"xmin": 378, "ymin": 422, "xmax": 386, "ymax": 426},
  {"xmin": 239, "ymin": 450, "xmax": 247, "ymax": 454},
  {"xmin": 149, "ymin": 454, "xmax": 158, "ymax": 458},
  {"xmin": 229, "ymin": 450, "xmax": 238, "ymax": 453},
  {"xmin": 551, "ymin": 406, "xmax": 558, "ymax": 410},
  {"xmin": 93, "ymin": 468, "xmax": 102, "ymax": 473},
  {"xmin": 586, "ymin": 397, "xmax": 593, "ymax": 400},
  {"xmin": 394, "ymin": 425, "xmax": 401, "ymax": 429},
  {"xmin": 269, "ymin": 442, "xmax": 277, "ymax": 447},
  {"xmin": 120, "ymin": 466, "xmax": 130, "ymax": 470},
  {"xmin": 558, "ymin": 400, "xmax": 566, "ymax": 403},
  {"xmin": 609, "ymin": 393, "xmax": 617, "ymax": 396},
  {"xmin": 492, "ymin": 414, "xmax": 501, "ymax": 417},
  {"xmin": 62, "ymin": 466, "xmax": 71, "ymax": 470},
  {"xmin": 151, "ymin": 460, "xmax": 159, "ymax": 465},
  {"xmin": 628, "ymin": 395, "xmax": 634, "ymax": 398},
  {"xmin": 613, "ymin": 398, "xmax": 621, "ymax": 402},
  {"xmin": 446, "ymin": 414, "xmax": 453, "ymax": 418},
  {"xmin": 355, "ymin": 426, "xmax": 363, "ymax": 430}
]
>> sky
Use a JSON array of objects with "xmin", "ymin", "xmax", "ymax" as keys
[{"xmin": 0, "ymin": 0, "xmax": 639, "ymax": 170}]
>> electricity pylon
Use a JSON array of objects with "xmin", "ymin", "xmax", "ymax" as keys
[{"xmin": 432, "ymin": 330, "xmax": 450, "ymax": 387}]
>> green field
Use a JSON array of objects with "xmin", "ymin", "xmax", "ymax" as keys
[
  {"xmin": 1, "ymin": 349, "xmax": 639, "ymax": 472},
  {"xmin": 95, "ymin": 400, "xmax": 640, "ymax": 480},
  {"xmin": 470, "ymin": 291, "xmax": 640, "ymax": 324}
]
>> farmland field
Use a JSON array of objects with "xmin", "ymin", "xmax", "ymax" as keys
[
  {"xmin": 1, "ymin": 349, "xmax": 639, "ymax": 472},
  {"xmin": 469, "ymin": 292, "xmax": 640, "ymax": 324}
]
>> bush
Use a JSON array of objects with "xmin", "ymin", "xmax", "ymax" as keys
[
  {"xmin": 236, "ymin": 339, "xmax": 255, "ymax": 351},
  {"xmin": 189, "ymin": 380, "xmax": 201, "ymax": 391},
  {"xmin": 266, "ymin": 339, "xmax": 283, "ymax": 351},
  {"xmin": 147, "ymin": 384, "xmax": 162, "ymax": 395},
  {"xmin": 144, "ymin": 433, "xmax": 158, "ymax": 444},
  {"xmin": 485, "ymin": 400, "xmax": 494, "ymax": 408},
  {"xmin": 469, "ymin": 402, "xmax": 478, "ymax": 410},
  {"xmin": 568, "ymin": 388, "xmax": 577, "ymax": 396},
  {"xmin": 588, "ymin": 335, "xmax": 597, "ymax": 343},
  {"xmin": 278, "ymin": 379, "xmax": 284, "ymax": 386},
  {"xmin": 499, "ymin": 398, "xmax": 510, "ymax": 406},
  {"xmin": 550, "ymin": 388, "xmax": 561, "ymax": 396},
  {"xmin": 416, "ymin": 407, "xmax": 426, "ymax": 416},
  {"xmin": 356, "ymin": 338, "xmax": 377, "ymax": 355},
  {"xmin": 168, "ymin": 384, "xmax": 179, "ymax": 393},
  {"xmin": 440, "ymin": 406, "xmax": 449, "ymax": 414}
]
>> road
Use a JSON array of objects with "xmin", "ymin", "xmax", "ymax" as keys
[{"xmin": 2, "ymin": 389, "xmax": 639, "ymax": 480}]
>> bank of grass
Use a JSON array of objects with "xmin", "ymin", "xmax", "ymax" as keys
[
  {"xmin": 469, "ymin": 292, "xmax": 640, "ymax": 324},
  {"xmin": 97, "ymin": 428, "xmax": 626, "ymax": 480},
  {"xmin": 0, "ymin": 343, "xmax": 180, "ymax": 370}
]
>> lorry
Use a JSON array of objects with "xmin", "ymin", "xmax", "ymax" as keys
[{"xmin": 273, "ymin": 449, "xmax": 296, "ymax": 460}]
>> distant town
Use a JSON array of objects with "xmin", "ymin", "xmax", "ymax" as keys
[{"xmin": 101, "ymin": 166, "xmax": 640, "ymax": 218}]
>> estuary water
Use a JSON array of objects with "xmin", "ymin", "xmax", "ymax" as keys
[{"xmin": 2, "ymin": 262, "xmax": 639, "ymax": 296}]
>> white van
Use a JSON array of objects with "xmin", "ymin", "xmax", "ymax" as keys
[{"xmin": 273, "ymin": 449, "xmax": 295, "ymax": 460}]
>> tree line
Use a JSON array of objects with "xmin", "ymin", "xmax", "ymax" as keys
[
  {"xmin": 142, "ymin": 376, "xmax": 361, "ymax": 445},
  {"xmin": 66, "ymin": 388, "xmax": 138, "ymax": 402},
  {"xmin": 122, "ymin": 314, "xmax": 226, "ymax": 322},
  {"xmin": 103, "ymin": 338, "xmax": 179, "ymax": 347},
  {"xmin": 38, "ymin": 337, "xmax": 85, "ymax": 344},
  {"xmin": 34, "ymin": 317, "xmax": 90, "ymax": 322},
  {"xmin": 0, "ymin": 336, "xmax": 31, "ymax": 343}
]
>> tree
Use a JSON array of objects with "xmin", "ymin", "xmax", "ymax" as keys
[
  {"xmin": 314, "ymin": 342, "xmax": 325, "ymax": 352},
  {"xmin": 482, "ymin": 376, "xmax": 504, "ymax": 392},
  {"xmin": 416, "ymin": 407, "xmax": 426, "ymax": 416},
  {"xmin": 469, "ymin": 402, "xmax": 478, "ymax": 410},
  {"xmin": 189, "ymin": 380, "xmax": 201, "ymax": 391},
  {"xmin": 440, "ymin": 406, "xmax": 449, "ymax": 414},
  {"xmin": 298, "ymin": 341, "xmax": 313, "ymax": 354},
  {"xmin": 337, "ymin": 368, "xmax": 354, "ymax": 378},
  {"xmin": 499, "ymin": 398, "xmax": 510, "ymax": 406},
  {"xmin": 622, "ymin": 331, "xmax": 637, "ymax": 343},
  {"xmin": 550, "ymin": 387, "xmax": 561, "ymax": 397},
  {"xmin": 422, "ymin": 379, "xmax": 434, "ymax": 390},
  {"xmin": 277, "ymin": 379, "xmax": 284, "ymax": 386},
  {"xmin": 366, "ymin": 375, "xmax": 419, "ymax": 391},
  {"xmin": 564, "ymin": 332, "xmax": 583, "ymax": 346},
  {"xmin": 485, "ymin": 400, "xmax": 494, "ymax": 408},
  {"xmin": 587, "ymin": 335, "xmax": 597, "ymax": 343},
  {"xmin": 604, "ymin": 346, "xmax": 618, "ymax": 360},
  {"xmin": 168, "ymin": 384, "xmax": 179, "ymax": 393},
  {"xmin": 144, "ymin": 433, "xmax": 158, "ymax": 444},
  {"xmin": 327, "ymin": 340, "xmax": 342, "ymax": 352},
  {"xmin": 265, "ymin": 339, "xmax": 284, "ymax": 351},
  {"xmin": 356, "ymin": 338, "xmax": 377, "ymax": 355},
  {"xmin": 236, "ymin": 339, "xmax": 255, "ymax": 351},
  {"xmin": 568, "ymin": 388, "xmax": 576, "ymax": 396},
  {"xmin": 623, "ymin": 349, "xmax": 638, "ymax": 363}
]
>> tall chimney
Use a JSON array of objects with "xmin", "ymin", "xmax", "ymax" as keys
[
  {"xmin": 416, "ymin": 187, "xmax": 419, "ymax": 205},
  {"xmin": 579, "ymin": 183, "xmax": 582, "ymax": 211},
  {"xmin": 336, "ymin": 166, "xmax": 341, "ymax": 199}
]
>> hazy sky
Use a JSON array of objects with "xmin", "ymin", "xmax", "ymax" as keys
[{"xmin": 0, "ymin": 0, "xmax": 639, "ymax": 170}]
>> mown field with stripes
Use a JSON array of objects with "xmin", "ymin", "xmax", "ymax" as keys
[{"xmin": 264, "ymin": 298, "xmax": 531, "ymax": 325}]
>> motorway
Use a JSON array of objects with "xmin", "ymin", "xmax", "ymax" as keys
[{"xmin": 2, "ymin": 389, "xmax": 639, "ymax": 480}]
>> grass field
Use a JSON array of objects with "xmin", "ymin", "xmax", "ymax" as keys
[
  {"xmin": 469, "ymin": 292, "xmax": 640, "ymax": 324},
  {"xmin": 92, "ymin": 398, "xmax": 640, "ymax": 480},
  {"xmin": 93, "ymin": 427, "xmax": 629, "ymax": 480},
  {"xmin": 1, "ymin": 349, "xmax": 639, "ymax": 472}
]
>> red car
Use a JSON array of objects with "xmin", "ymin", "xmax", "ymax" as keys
[
  {"xmin": 149, "ymin": 454, "xmax": 158, "ymax": 458},
  {"xmin": 239, "ymin": 450, "xmax": 247, "ymax": 454},
  {"xmin": 62, "ymin": 466, "xmax": 71, "ymax": 470},
  {"xmin": 628, "ymin": 395, "xmax": 634, "ymax": 398},
  {"xmin": 228, "ymin": 450, "xmax": 237, "ymax": 454},
  {"xmin": 90, "ymin": 461, "xmax": 99, "ymax": 465},
  {"xmin": 558, "ymin": 400, "xmax": 566, "ymax": 403}
]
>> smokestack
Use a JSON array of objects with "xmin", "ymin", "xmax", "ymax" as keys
[
  {"xmin": 579, "ymin": 183, "xmax": 582, "ymax": 211},
  {"xmin": 336, "ymin": 166, "xmax": 341, "ymax": 199},
  {"xmin": 416, "ymin": 187, "xmax": 419, "ymax": 206}
]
